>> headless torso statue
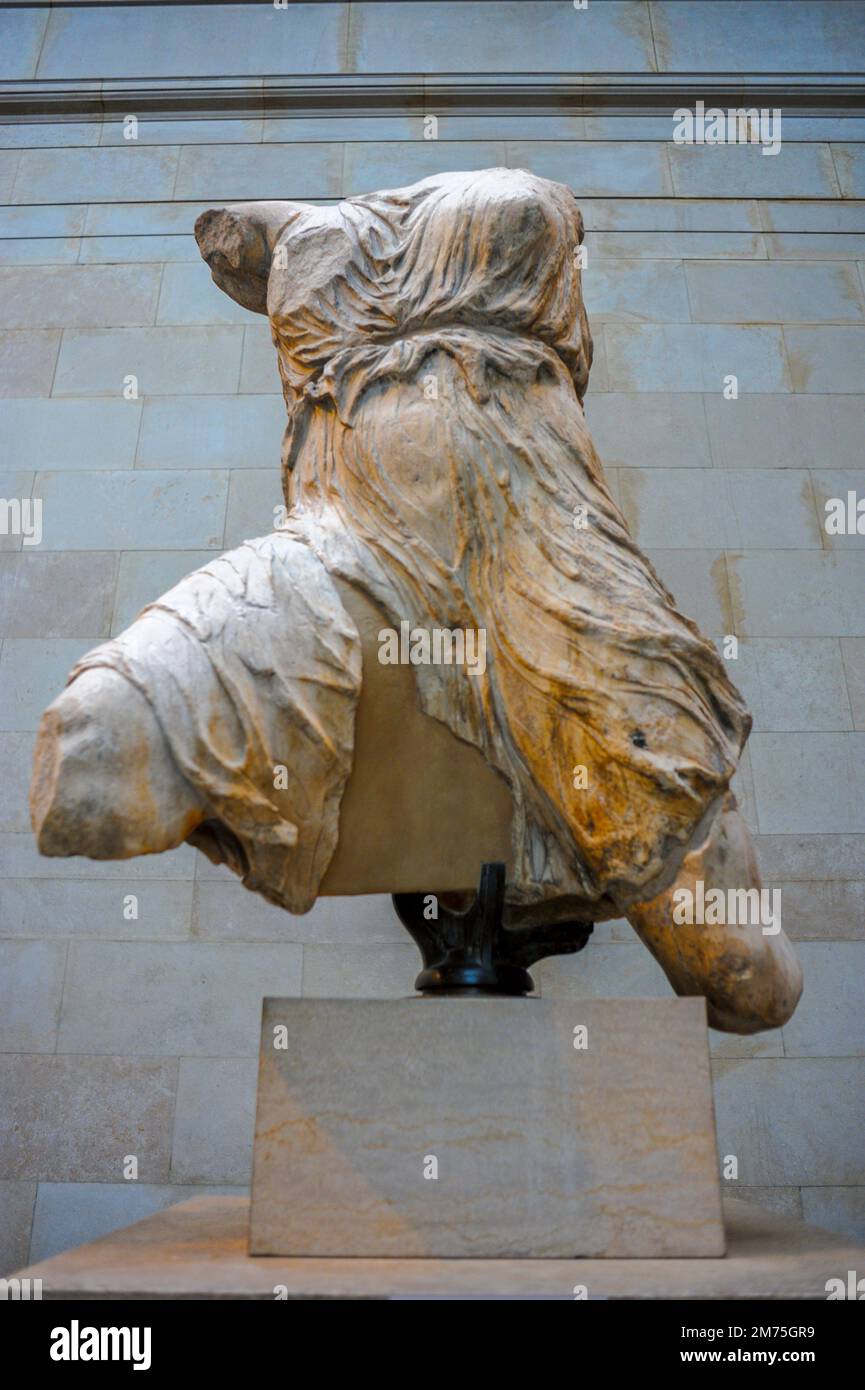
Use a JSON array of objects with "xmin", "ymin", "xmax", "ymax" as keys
[{"xmin": 30, "ymin": 168, "xmax": 802, "ymax": 1034}]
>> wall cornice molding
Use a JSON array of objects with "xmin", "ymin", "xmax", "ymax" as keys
[{"xmin": 2, "ymin": 72, "xmax": 864, "ymax": 121}]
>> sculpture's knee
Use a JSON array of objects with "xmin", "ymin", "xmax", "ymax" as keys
[
  {"xmin": 704, "ymin": 932, "xmax": 804, "ymax": 1034},
  {"xmin": 625, "ymin": 796, "xmax": 804, "ymax": 1035},
  {"xmin": 31, "ymin": 668, "xmax": 205, "ymax": 859}
]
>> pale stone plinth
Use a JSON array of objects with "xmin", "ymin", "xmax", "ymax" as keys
[
  {"xmin": 249, "ymin": 996, "xmax": 724, "ymax": 1258},
  {"xmin": 11, "ymin": 1196, "xmax": 865, "ymax": 1300}
]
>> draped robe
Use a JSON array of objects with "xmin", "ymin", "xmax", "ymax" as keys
[{"xmin": 70, "ymin": 169, "xmax": 750, "ymax": 920}]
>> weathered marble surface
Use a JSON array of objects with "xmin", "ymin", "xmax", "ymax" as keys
[
  {"xmin": 249, "ymin": 996, "xmax": 724, "ymax": 1258},
  {"xmin": 30, "ymin": 168, "xmax": 803, "ymax": 1032}
]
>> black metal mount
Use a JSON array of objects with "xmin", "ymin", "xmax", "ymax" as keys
[{"xmin": 392, "ymin": 861, "xmax": 593, "ymax": 996}]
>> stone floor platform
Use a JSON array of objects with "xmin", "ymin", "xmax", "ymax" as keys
[{"xmin": 11, "ymin": 1195, "xmax": 865, "ymax": 1300}]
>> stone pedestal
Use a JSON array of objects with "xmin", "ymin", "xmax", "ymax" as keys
[
  {"xmin": 11, "ymin": 1196, "xmax": 865, "ymax": 1300},
  {"xmin": 249, "ymin": 996, "xmax": 724, "ymax": 1258}
]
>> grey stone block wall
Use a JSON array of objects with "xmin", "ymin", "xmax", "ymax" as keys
[{"xmin": 0, "ymin": 1, "xmax": 863, "ymax": 1270}]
